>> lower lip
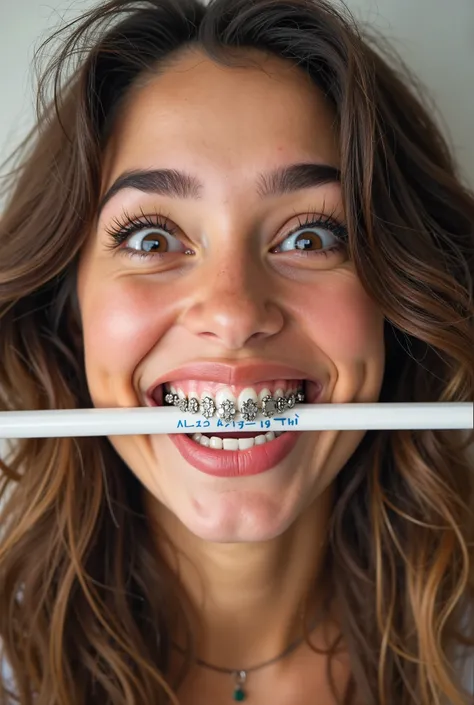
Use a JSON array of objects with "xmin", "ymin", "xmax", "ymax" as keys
[{"xmin": 168, "ymin": 431, "xmax": 303, "ymax": 477}]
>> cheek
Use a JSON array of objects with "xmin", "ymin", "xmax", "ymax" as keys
[
  {"xmin": 298, "ymin": 275, "xmax": 384, "ymax": 359},
  {"xmin": 78, "ymin": 273, "xmax": 176, "ymax": 401}
]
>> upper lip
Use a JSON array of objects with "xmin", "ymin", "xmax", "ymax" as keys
[{"xmin": 145, "ymin": 360, "xmax": 322, "ymax": 402}]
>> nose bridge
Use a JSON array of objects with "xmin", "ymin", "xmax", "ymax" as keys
[
  {"xmin": 179, "ymin": 245, "xmax": 283, "ymax": 349},
  {"xmin": 213, "ymin": 250, "xmax": 257, "ymax": 299},
  {"xmin": 206, "ymin": 247, "xmax": 268, "ymax": 325}
]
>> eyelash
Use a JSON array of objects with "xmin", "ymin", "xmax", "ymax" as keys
[{"xmin": 104, "ymin": 207, "xmax": 348, "ymax": 261}]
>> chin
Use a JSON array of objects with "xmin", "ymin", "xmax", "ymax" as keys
[{"xmin": 178, "ymin": 495, "xmax": 298, "ymax": 543}]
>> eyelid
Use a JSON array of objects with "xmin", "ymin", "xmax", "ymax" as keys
[
  {"xmin": 276, "ymin": 209, "xmax": 348, "ymax": 243},
  {"xmin": 104, "ymin": 208, "xmax": 176, "ymax": 235}
]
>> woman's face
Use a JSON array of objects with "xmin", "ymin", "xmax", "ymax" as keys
[{"xmin": 77, "ymin": 49, "xmax": 385, "ymax": 542}]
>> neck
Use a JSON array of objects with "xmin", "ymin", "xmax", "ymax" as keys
[{"xmin": 145, "ymin": 484, "xmax": 335, "ymax": 671}]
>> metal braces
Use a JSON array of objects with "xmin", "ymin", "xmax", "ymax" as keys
[{"xmin": 163, "ymin": 389, "xmax": 305, "ymax": 422}]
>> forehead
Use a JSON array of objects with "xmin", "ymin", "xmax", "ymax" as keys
[{"xmin": 102, "ymin": 48, "xmax": 339, "ymax": 192}]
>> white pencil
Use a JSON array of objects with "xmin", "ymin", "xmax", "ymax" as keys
[{"xmin": 0, "ymin": 403, "xmax": 471, "ymax": 438}]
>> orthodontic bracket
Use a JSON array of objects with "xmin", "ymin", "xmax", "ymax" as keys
[{"xmin": 163, "ymin": 389, "xmax": 305, "ymax": 421}]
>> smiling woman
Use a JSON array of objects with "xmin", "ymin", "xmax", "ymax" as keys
[{"xmin": 0, "ymin": 1, "xmax": 473, "ymax": 704}]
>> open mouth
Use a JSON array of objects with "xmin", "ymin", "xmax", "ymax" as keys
[
  {"xmin": 147, "ymin": 365, "xmax": 322, "ymax": 476},
  {"xmin": 147, "ymin": 377, "xmax": 322, "ymax": 453}
]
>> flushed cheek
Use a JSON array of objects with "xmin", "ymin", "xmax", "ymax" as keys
[
  {"xmin": 79, "ymin": 277, "xmax": 177, "ymax": 404},
  {"xmin": 312, "ymin": 287, "xmax": 383, "ymax": 359},
  {"xmin": 293, "ymin": 274, "xmax": 384, "ymax": 375}
]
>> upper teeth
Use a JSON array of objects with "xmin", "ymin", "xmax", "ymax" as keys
[{"xmin": 163, "ymin": 384, "xmax": 305, "ymax": 421}]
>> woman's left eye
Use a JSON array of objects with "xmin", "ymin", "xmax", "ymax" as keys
[{"xmin": 272, "ymin": 217, "xmax": 348, "ymax": 258}]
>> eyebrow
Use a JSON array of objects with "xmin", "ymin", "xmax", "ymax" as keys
[{"xmin": 97, "ymin": 162, "xmax": 341, "ymax": 216}]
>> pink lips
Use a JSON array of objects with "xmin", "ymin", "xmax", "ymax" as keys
[{"xmin": 169, "ymin": 430, "xmax": 303, "ymax": 477}]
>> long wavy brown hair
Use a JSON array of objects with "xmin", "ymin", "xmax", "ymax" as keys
[{"xmin": 0, "ymin": 0, "xmax": 473, "ymax": 703}]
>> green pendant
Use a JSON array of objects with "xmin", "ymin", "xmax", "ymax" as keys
[
  {"xmin": 233, "ymin": 669, "xmax": 247, "ymax": 701},
  {"xmin": 233, "ymin": 686, "xmax": 246, "ymax": 701}
]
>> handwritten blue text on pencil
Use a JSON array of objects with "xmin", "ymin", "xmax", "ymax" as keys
[{"xmin": 175, "ymin": 414, "xmax": 300, "ymax": 430}]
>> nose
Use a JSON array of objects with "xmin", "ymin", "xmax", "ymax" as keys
[{"xmin": 178, "ymin": 256, "xmax": 284, "ymax": 350}]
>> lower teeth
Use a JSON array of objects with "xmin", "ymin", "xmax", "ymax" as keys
[{"xmin": 189, "ymin": 431, "xmax": 284, "ymax": 450}]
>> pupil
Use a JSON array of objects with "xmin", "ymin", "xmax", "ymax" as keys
[
  {"xmin": 295, "ymin": 232, "xmax": 321, "ymax": 250},
  {"xmin": 143, "ymin": 233, "xmax": 165, "ymax": 252}
]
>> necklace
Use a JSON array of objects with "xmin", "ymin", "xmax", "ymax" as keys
[{"xmin": 171, "ymin": 607, "xmax": 323, "ymax": 701}]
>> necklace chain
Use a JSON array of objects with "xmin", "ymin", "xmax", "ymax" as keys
[
  {"xmin": 170, "ymin": 606, "xmax": 323, "ymax": 701},
  {"xmin": 191, "ymin": 608, "xmax": 321, "ymax": 674}
]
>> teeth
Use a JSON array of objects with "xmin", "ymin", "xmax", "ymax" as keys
[
  {"xmin": 238, "ymin": 387, "xmax": 258, "ymax": 406},
  {"xmin": 215, "ymin": 389, "xmax": 237, "ymax": 422},
  {"xmin": 261, "ymin": 395, "xmax": 277, "ymax": 418},
  {"xmin": 187, "ymin": 397, "xmax": 200, "ymax": 413},
  {"xmin": 238, "ymin": 387, "xmax": 259, "ymax": 422},
  {"xmin": 254, "ymin": 434, "xmax": 267, "ymax": 445},
  {"xmin": 200, "ymin": 396, "xmax": 216, "ymax": 419},
  {"xmin": 163, "ymin": 382, "xmax": 305, "ymax": 420},
  {"xmin": 238, "ymin": 437, "xmax": 255, "ymax": 450},
  {"xmin": 240, "ymin": 397, "xmax": 259, "ymax": 422},
  {"xmin": 258, "ymin": 387, "xmax": 272, "ymax": 405},
  {"xmin": 189, "ymin": 430, "xmax": 285, "ymax": 450}
]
